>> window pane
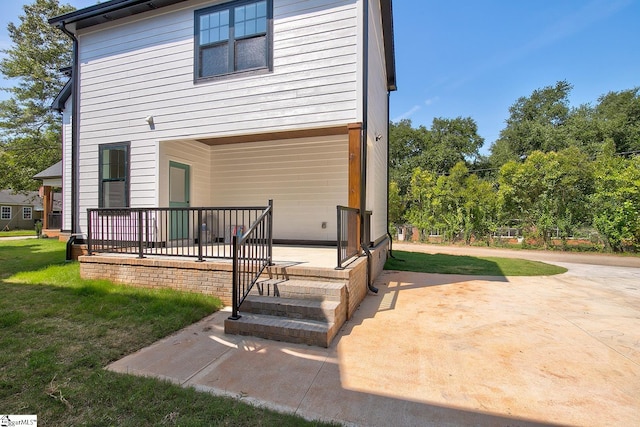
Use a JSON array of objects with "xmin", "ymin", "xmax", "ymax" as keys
[
  {"xmin": 200, "ymin": 14, "xmax": 209, "ymax": 29},
  {"xmin": 109, "ymin": 149, "xmax": 126, "ymax": 179},
  {"xmin": 200, "ymin": 30, "xmax": 209, "ymax": 45},
  {"xmin": 257, "ymin": 1, "xmax": 266, "ymax": 17},
  {"xmin": 235, "ymin": 21, "xmax": 245, "ymax": 38},
  {"xmin": 235, "ymin": 36, "xmax": 266, "ymax": 71},
  {"xmin": 245, "ymin": 19, "xmax": 256, "ymax": 35},
  {"xmin": 201, "ymin": 43, "xmax": 229, "ymax": 76},
  {"xmin": 103, "ymin": 181, "xmax": 126, "ymax": 208},
  {"xmin": 102, "ymin": 148, "xmax": 126, "ymax": 180},
  {"xmin": 1, "ymin": 206, "xmax": 10, "ymax": 220},
  {"xmin": 235, "ymin": 5, "xmax": 245, "ymax": 22},
  {"xmin": 246, "ymin": 4, "xmax": 256, "ymax": 20},
  {"xmin": 256, "ymin": 18, "xmax": 266, "ymax": 33}
]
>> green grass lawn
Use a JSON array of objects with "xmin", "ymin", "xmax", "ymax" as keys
[
  {"xmin": 385, "ymin": 250, "xmax": 567, "ymax": 276},
  {"xmin": 0, "ymin": 229, "xmax": 37, "ymax": 237},
  {"xmin": 0, "ymin": 239, "xmax": 335, "ymax": 426}
]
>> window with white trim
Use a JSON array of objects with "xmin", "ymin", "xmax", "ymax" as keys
[
  {"xmin": 23, "ymin": 207, "xmax": 32, "ymax": 220},
  {"xmin": 195, "ymin": 0, "xmax": 272, "ymax": 80},
  {"xmin": 1, "ymin": 206, "xmax": 10, "ymax": 220}
]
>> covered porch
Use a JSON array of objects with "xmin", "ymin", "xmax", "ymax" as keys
[{"xmin": 81, "ymin": 202, "xmax": 386, "ymax": 347}]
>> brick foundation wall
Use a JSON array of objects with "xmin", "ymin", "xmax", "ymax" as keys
[
  {"xmin": 80, "ymin": 256, "xmax": 234, "ymax": 304},
  {"xmin": 79, "ymin": 245, "xmax": 384, "ymax": 319},
  {"xmin": 72, "ymin": 244, "xmax": 88, "ymax": 260},
  {"xmin": 345, "ymin": 257, "xmax": 367, "ymax": 319},
  {"xmin": 370, "ymin": 237, "xmax": 390, "ymax": 282}
]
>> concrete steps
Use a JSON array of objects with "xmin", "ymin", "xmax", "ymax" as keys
[
  {"xmin": 241, "ymin": 295, "xmax": 341, "ymax": 322},
  {"xmin": 224, "ymin": 313, "xmax": 338, "ymax": 347},
  {"xmin": 224, "ymin": 278, "xmax": 347, "ymax": 347}
]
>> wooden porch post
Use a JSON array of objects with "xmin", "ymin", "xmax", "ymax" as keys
[
  {"xmin": 42, "ymin": 185, "xmax": 52, "ymax": 229},
  {"xmin": 348, "ymin": 123, "xmax": 362, "ymax": 254}
]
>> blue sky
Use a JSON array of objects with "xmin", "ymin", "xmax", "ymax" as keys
[
  {"xmin": 391, "ymin": 0, "xmax": 640, "ymax": 154},
  {"xmin": 2, "ymin": 0, "xmax": 639, "ymax": 154}
]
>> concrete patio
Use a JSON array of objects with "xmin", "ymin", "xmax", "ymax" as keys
[{"xmin": 107, "ymin": 247, "xmax": 640, "ymax": 426}]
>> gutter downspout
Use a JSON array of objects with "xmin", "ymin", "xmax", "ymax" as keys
[
  {"xmin": 57, "ymin": 22, "xmax": 79, "ymax": 239},
  {"xmin": 361, "ymin": 0, "xmax": 377, "ymax": 294},
  {"xmin": 386, "ymin": 90, "xmax": 396, "ymax": 258}
]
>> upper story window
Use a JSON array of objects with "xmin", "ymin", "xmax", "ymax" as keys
[
  {"xmin": 99, "ymin": 143, "xmax": 130, "ymax": 208},
  {"xmin": 195, "ymin": 0, "xmax": 272, "ymax": 80}
]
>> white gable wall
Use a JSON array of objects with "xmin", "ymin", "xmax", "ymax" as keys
[
  {"xmin": 366, "ymin": 0, "xmax": 389, "ymax": 243},
  {"xmin": 72, "ymin": 0, "xmax": 360, "ymax": 235}
]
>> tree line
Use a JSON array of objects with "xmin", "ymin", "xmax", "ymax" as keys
[
  {"xmin": 390, "ymin": 81, "xmax": 640, "ymax": 252},
  {"xmin": 0, "ymin": 0, "xmax": 73, "ymax": 192}
]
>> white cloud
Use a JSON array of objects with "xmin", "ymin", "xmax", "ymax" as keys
[
  {"xmin": 424, "ymin": 97, "xmax": 439, "ymax": 106},
  {"xmin": 392, "ymin": 105, "xmax": 421, "ymax": 122}
]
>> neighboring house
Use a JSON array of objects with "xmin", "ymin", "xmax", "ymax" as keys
[
  {"xmin": 0, "ymin": 190, "xmax": 43, "ymax": 231},
  {"xmin": 33, "ymin": 161, "xmax": 64, "ymax": 234},
  {"xmin": 49, "ymin": 0, "xmax": 396, "ymax": 248}
]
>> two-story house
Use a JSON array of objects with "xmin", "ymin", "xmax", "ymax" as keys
[{"xmin": 50, "ymin": 0, "xmax": 395, "ymax": 346}]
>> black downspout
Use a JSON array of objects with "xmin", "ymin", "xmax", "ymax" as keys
[
  {"xmin": 386, "ymin": 90, "xmax": 395, "ymax": 258},
  {"xmin": 361, "ymin": 0, "xmax": 377, "ymax": 294},
  {"xmin": 58, "ymin": 22, "xmax": 79, "ymax": 239}
]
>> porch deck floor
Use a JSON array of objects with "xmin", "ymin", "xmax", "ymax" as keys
[{"xmin": 272, "ymin": 245, "xmax": 343, "ymax": 269}]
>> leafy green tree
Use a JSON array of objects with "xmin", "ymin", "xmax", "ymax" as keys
[
  {"xmin": 388, "ymin": 180, "xmax": 404, "ymax": 227},
  {"xmin": 405, "ymin": 167, "xmax": 438, "ymax": 238},
  {"xmin": 389, "ymin": 119, "xmax": 430, "ymax": 194},
  {"xmin": 428, "ymin": 117, "xmax": 484, "ymax": 172},
  {"xmin": 591, "ymin": 146, "xmax": 640, "ymax": 251},
  {"xmin": 0, "ymin": 0, "xmax": 74, "ymax": 191},
  {"xmin": 405, "ymin": 162, "xmax": 497, "ymax": 244},
  {"xmin": 389, "ymin": 117, "xmax": 484, "ymax": 194},
  {"xmin": 498, "ymin": 147, "xmax": 593, "ymax": 247},
  {"xmin": 490, "ymin": 81, "xmax": 572, "ymax": 166},
  {"xmin": 593, "ymin": 88, "xmax": 640, "ymax": 154}
]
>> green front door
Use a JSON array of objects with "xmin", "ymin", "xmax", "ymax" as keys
[{"xmin": 169, "ymin": 161, "xmax": 190, "ymax": 240}]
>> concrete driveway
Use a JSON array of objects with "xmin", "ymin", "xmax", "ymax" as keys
[{"xmin": 108, "ymin": 246, "xmax": 640, "ymax": 426}]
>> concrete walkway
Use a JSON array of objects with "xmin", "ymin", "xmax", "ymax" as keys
[{"xmin": 108, "ymin": 246, "xmax": 640, "ymax": 426}]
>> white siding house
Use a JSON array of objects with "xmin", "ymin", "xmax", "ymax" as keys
[{"xmin": 51, "ymin": 0, "xmax": 395, "ymax": 246}]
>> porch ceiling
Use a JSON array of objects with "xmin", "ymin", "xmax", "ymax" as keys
[{"xmin": 194, "ymin": 125, "xmax": 349, "ymax": 146}]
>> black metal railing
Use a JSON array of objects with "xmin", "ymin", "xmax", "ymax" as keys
[
  {"xmin": 336, "ymin": 205, "xmax": 360, "ymax": 269},
  {"xmin": 87, "ymin": 205, "xmax": 269, "ymax": 261},
  {"xmin": 229, "ymin": 200, "xmax": 273, "ymax": 320}
]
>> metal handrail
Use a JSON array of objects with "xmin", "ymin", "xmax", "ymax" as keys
[
  {"xmin": 229, "ymin": 200, "xmax": 273, "ymax": 320},
  {"xmin": 336, "ymin": 205, "xmax": 360, "ymax": 269},
  {"xmin": 86, "ymin": 205, "xmax": 269, "ymax": 260}
]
